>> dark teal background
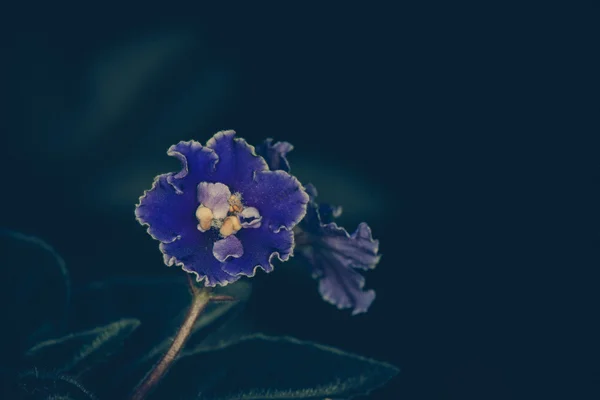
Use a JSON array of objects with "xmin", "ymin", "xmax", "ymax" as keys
[{"xmin": 0, "ymin": 2, "xmax": 586, "ymax": 399}]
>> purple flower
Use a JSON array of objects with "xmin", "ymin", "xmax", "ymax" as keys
[
  {"xmin": 256, "ymin": 139, "xmax": 381, "ymax": 315},
  {"xmin": 255, "ymin": 138, "xmax": 293, "ymax": 173},
  {"xmin": 135, "ymin": 130, "xmax": 309, "ymax": 286}
]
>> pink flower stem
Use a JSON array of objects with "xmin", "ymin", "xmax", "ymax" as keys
[
  {"xmin": 209, "ymin": 295, "xmax": 236, "ymax": 302},
  {"xmin": 130, "ymin": 275, "xmax": 211, "ymax": 400}
]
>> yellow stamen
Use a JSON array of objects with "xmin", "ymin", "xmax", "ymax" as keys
[
  {"xmin": 228, "ymin": 194, "xmax": 244, "ymax": 213},
  {"xmin": 220, "ymin": 216, "xmax": 242, "ymax": 237},
  {"xmin": 195, "ymin": 206, "xmax": 213, "ymax": 231},
  {"xmin": 230, "ymin": 215, "xmax": 242, "ymax": 231}
]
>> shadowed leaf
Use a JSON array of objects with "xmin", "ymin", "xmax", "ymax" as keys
[
  {"xmin": 71, "ymin": 277, "xmax": 251, "ymax": 398},
  {"xmin": 24, "ymin": 319, "xmax": 140, "ymax": 374},
  {"xmin": 0, "ymin": 229, "xmax": 70, "ymax": 366},
  {"xmin": 152, "ymin": 334, "xmax": 399, "ymax": 400},
  {"xmin": 14, "ymin": 370, "xmax": 96, "ymax": 400}
]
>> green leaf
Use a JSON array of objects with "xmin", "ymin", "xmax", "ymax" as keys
[
  {"xmin": 24, "ymin": 319, "xmax": 140, "ymax": 373},
  {"xmin": 151, "ymin": 334, "xmax": 399, "ymax": 400},
  {"xmin": 0, "ymin": 229, "xmax": 70, "ymax": 365},
  {"xmin": 71, "ymin": 277, "xmax": 251, "ymax": 349},
  {"xmin": 70, "ymin": 278, "xmax": 251, "ymax": 398},
  {"xmin": 14, "ymin": 370, "xmax": 97, "ymax": 400}
]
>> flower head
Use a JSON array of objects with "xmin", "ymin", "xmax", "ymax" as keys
[
  {"xmin": 135, "ymin": 130, "xmax": 309, "ymax": 286},
  {"xmin": 256, "ymin": 139, "xmax": 381, "ymax": 314}
]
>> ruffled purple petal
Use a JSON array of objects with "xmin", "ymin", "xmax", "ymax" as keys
[
  {"xmin": 167, "ymin": 140, "xmax": 218, "ymax": 194},
  {"xmin": 206, "ymin": 130, "xmax": 269, "ymax": 191},
  {"xmin": 213, "ymin": 235, "xmax": 244, "ymax": 262},
  {"xmin": 242, "ymin": 171, "xmax": 309, "ymax": 232},
  {"xmin": 297, "ymin": 222, "xmax": 380, "ymax": 314},
  {"xmin": 319, "ymin": 223, "xmax": 381, "ymax": 270},
  {"xmin": 221, "ymin": 226, "xmax": 294, "ymax": 277},
  {"xmin": 317, "ymin": 258, "xmax": 376, "ymax": 316},
  {"xmin": 159, "ymin": 227, "xmax": 240, "ymax": 287},
  {"xmin": 197, "ymin": 182, "xmax": 231, "ymax": 219},
  {"xmin": 239, "ymin": 207, "xmax": 262, "ymax": 228},
  {"xmin": 135, "ymin": 174, "xmax": 197, "ymax": 243},
  {"xmin": 255, "ymin": 138, "xmax": 294, "ymax": 172},
  {"xmin": 295, "ymin": 185, "xmax": 381, "ymax": 314}
]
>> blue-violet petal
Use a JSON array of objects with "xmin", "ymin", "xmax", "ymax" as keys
[
  {"xmin": 255, "ymin": 138, "xmax": 294, "ymax": 172},
  {"xmin": 213, "ymin": 235, "xmax": 244, "ymax": 263}
]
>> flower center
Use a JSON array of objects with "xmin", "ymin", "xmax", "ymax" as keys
[{"xmin": 195, "ymin": 182, "xmax": 262, "ymax": 237}]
